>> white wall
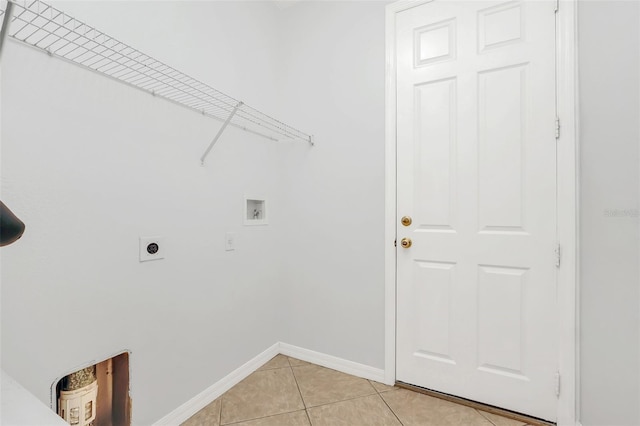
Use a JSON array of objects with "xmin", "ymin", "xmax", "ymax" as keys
[
  {"xmin": 276, "ymin": 1, "xmax": 640, "ymax": 424},
  {"xmin": 275, "ymin": 1, "xmax": 389, "ymax": 369},
  {"xmin": 1, "ymin": 2, "xmax": 287, "ymax": 424},
  {"xmin": 3, "ymin": 1, "xmax": 640, "ymax": 425},
  {"xmin": 578, "ymin": 2, "xmax": 640, "ymax": 425}
]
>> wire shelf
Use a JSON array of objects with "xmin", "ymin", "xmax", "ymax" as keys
[{"xmin": 0, "ymin": 0, "xmax": 312, "ymax": 145}]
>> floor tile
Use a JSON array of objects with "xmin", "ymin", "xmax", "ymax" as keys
[
  {"xmin": 287, "ymin": 357, "xmax": 313, "ymax": 367},
  {"xmin": 257, "ymin": 354, "xmax": 291, "ymax": 371},
  {"xmin": 220, "ymin": 368, "xmax": 304, "ymax": 425},
  {"xmin": 369, "ymin": 380, "xmax": 398, "ymax": 393},
  {"xmin": 226, "ymin": 410, "xmax": 310, "ymax": 426},
  {"xmin": 381, "ymin": 388, "xmax": 494, "ymax": 426},
  {"xmin": 307, "ymin": 394, "xmax": 402, "ymax": 426},
  {"xmin": 477, "ymin": 410, "xmax": 527, "ymax": 426},
  {"xmin": 182, "ymin": 398, "xmax": 221, "ymax": 426},
  {"xmin": 292, "ymin": 364, "xmax": 376, "ymax": 407}
]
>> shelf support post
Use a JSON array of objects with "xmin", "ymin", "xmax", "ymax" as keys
[
  {"xmin": 0, "ymin": 1, "xmax": 15, "ymax": 62},
  {"xmin": 200, "ymin": 101, "xmax": 243, "ymax": 165}
]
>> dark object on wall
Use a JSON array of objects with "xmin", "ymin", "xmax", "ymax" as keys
[{"xmin": 0, "ymin": 201, "xmax": 26, "ymax": 246}]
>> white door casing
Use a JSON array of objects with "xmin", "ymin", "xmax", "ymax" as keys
[{"xmin": 394, "ymin": 0, "xmax": 559, "ymax": 421}]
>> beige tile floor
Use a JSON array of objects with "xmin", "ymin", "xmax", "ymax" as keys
[{"xmin": 182, "ymin": 355, "xmax": 537, "ymax": 426}]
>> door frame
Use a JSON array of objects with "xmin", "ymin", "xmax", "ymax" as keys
[{"xmin": 383, "ymin": 1, "xmax": 579, "ymax": 425}]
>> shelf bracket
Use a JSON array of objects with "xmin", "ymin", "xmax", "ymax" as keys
[
  {"xmin": 0, "ymin": 1, "xmax": 15, "ymax": 61},
  {"xmin": 200, "ymin": 101, "xmax": 243, "ymax": 165}
]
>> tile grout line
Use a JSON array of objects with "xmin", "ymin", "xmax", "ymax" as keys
[
  {"xmin": 301, "ymin": 390, "xmax": 380, "ymax": 410},
  {"xmin": 368, "ymin": 380, "xmax": 378, "ymax": 394},
  {"xmin": 476, "ymin": 408, "xmax": 499, "ymax": 426},
  {"xmin": 255, "ymin": 366, "xmax": 291, "ymax": 371},
  {"xmin": 289, "ymin": 362, "xmax": 308, "ymax": 410},
  {"xmin": 288, "ymin": 362, "xmax": 381, "ymax": 411},
  {"xmin": 222, "ymin": 410, "xmax": 309, "ymax": 426},
  {"xmin": 219, "ymin": 357, "xmax": 304, "ymax": 426},
  {"xmin": 377, "ymin": 392, "xmax": 406, "ymax": 426},
  {"xmin": 287, "ymin": 357, "xmax": 313, "ymax": 426}
]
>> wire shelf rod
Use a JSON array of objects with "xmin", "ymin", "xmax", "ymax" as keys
[
  {"xmin": 201, "ymin": 102, "xmax": 243, "ymax": 165},
  {"xmin": 0, "ymin": 0, "xmax": 13, "ymax": 58}
]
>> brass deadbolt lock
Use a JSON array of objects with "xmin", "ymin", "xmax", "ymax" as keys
[
  {"xmin": 401, "ymin": 216, "xmax": 412, "ymax": 226},
  {"xmin": 400, "ymin": 238, "xmax": 412, "ymax": 248}
]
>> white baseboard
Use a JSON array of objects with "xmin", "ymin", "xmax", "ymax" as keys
[
  {"xmin": 153, "ymin": 342, "xmax": 386, "ymax": 425},
  {"xmin": 279, "ymin": 342, "xmax": 386, "ymax": 383},
  {"xmin": 152, "ymin": 342, "xmax": 280, "ymax": 426}
]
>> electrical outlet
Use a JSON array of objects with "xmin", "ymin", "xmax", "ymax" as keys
[
  {"xmin": 225, "ymin": 232, "xmax": 236, "ymax": 251},
  {"xmin": 140, "ymin": 236, "xmax": 164, "ymax": 262}
]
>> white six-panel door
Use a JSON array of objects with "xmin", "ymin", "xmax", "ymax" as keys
[{"xmin": 395, "ymin": 0, "xmax": 558, "ymax": 421}]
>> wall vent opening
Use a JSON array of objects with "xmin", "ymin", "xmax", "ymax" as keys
[{"xmin": 53, "ymin": 352, "xmax": 131, "ymax": 426}]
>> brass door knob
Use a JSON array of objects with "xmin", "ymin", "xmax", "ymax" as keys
[
  {"xmin": 400, "ymin": 238, "xmax": 412, "ymax": 248},
  {"xmin": 401, "ymin": 216, "xmax": 412, "ymax": 226}
]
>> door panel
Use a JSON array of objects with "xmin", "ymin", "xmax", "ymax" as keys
[
  {"xmin": 477, "ymin": 265, "xmax": 528, "ymax": 377},
  {"xmin": 478, "ymin": 64, "xmax": 527, "ymax": 231},
  {"xmin": 413, "ymin": 260, "xmax": 456, "ymax": 363},
  {"xmin": 395, "ymin": 0, "xmax": 557, "ymax": 421},
  {"xmin": 414, "ymin": 78, "xmax": 457, "ymax": 230}
]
